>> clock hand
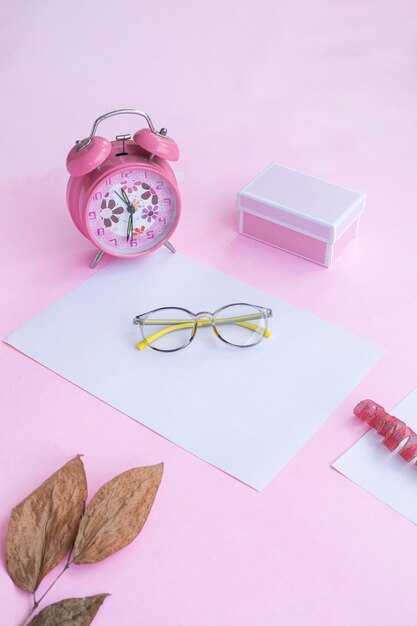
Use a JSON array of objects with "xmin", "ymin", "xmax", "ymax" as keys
[
  {"xmin": 121, "ymin": 188, "xmax": 132, "ymax": 206},
  {"xmin": 127, "ymin": 213, "xmax": 134, "ymax": 241},
  {"xmin": 115, "ymin": 188, "xmax": 134, "ymax": 211},
  {"xmin": 112, "ymin": 190, "xmax": 132, "ymax": 241},
  {"xmin": 114, "ymin": 189, "xmax": 127, "ymax": 205},
  {"xmin": 116, "ymin": 188, "xmax": 136, "ymax": 242}
]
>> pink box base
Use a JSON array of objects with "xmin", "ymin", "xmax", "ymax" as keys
[
  {"xmin": 240, "ymin": 211, "xmax": 359, "ymax": 267},
  {"xmin": 330, "ymin": 219, "xmax": 359, "ymax": 264},
  {"xmin": 240, "ymin": 211, "xmax": 328, "ymax": 265}
]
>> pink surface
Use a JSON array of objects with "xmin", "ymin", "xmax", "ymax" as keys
[
  {"xmin": 241, "ymin": 211, "xmax": 328, "ymax": 264},
  {"xmin": 1, "ymin": 1, "xmax": 417, "ymax": 625}
]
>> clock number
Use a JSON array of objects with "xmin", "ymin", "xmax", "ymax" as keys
[
  {"xmin": 163, "ymin": 198, "xmax": 171, "ymax": 206},
  {"xmin": 158, "ymin": 217, "xmax": 167, "ymax": 224},
  {"xmin": 97, "ymin": 228, "xmax": 105, "ymax": 236},
  {"xmin": 105, "ymin": 177, "xmax": 112, "ymax": 185},
  {"xmin": 109, "ymin": 238, "xmax": 117, "ymax": 246},
  {"xmin": 146, "ymin": 230, "xmax": 155, "ymax": 240},
  {"xmin": 156, "ymin": 180, "xmax": 163, "ymax": 190},
  {"xmin": 130, "ymin": 239, "xmax": 138, "ymax": 248},
  {"xmin": 94, "ymin": 191, "xmax": 102, "ymax": 200},
  {"xmin": 121, "ymin": 170, "xmax": 132, "ymax": 178},
  {"xmin": 89, "ymin": 211, "xmax": 96, "ymax": 220}
]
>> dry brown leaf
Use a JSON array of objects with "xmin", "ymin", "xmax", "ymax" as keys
[
  {"xmin": 28, "ymin": 594, "xmax": 109, "ymax": 626},
  {"xmin": 73, "ymin": 463, "xmax": 163, "ymax": 564},
  {"xmin": 6, "ymin": 455, "xmax": 87, "ymax": 592}
]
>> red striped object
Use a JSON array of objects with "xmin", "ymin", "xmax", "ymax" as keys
[{"xmin": 354, "ymin": 399, "xmax": 417, "ymax": 462}]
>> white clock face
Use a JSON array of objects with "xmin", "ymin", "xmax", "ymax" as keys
[{"xmin": 86, "ymin": 167, "xmax": 178, "ymax": 254}]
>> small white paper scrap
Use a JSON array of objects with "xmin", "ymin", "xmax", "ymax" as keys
[
  {"xmin": 5, "ymin": 253, "xmax": 384, "ymax": 490},
  {"xmin": 333, "ymin": 387, "xmax": 417, "ymax": 524}
]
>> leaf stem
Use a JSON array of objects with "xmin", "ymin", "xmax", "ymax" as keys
[
  {"xmin": 19, "ymin": 559, "xmax": 75, "ymax": 626},
  {"xmin": 34, "ymin": 561, "xmax": 72, "ymax": 607}
]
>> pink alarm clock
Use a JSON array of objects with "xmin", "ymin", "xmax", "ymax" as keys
[{"xmin": 66, "ymin": 108, "xmax": 181, "ymax": 268}]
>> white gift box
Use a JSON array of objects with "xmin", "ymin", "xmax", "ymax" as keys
[{"xmin": 238, "ymin": 163, "xmax": 366, "ymax": 267}]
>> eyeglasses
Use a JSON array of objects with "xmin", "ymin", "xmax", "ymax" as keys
[{"xmin": 133, "ymin": 303, "xmax": 273, "ymax": 352}]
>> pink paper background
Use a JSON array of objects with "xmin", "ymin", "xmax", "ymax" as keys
[{"xmin": 1, "ymin": 1, "xmax": 417, "ymax": 624}]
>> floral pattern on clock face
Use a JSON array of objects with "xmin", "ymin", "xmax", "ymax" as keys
[{"xmin": 86, "ymin": 168, "xmax": 178, "ymax": 254}]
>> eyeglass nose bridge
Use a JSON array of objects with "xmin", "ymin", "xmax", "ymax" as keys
[
  {"xmin": 195, "ymin": 312, "xmax": 219, "ymax": 338},
  {"xmin": 195, "ymin": 311, "xmax": 214, "ymax": 326},
  {"xmin": 195, "ymin": 311, "xmax": 213, "ymax": 319}
]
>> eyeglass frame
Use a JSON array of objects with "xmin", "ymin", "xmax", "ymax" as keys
[{"xmin": 133, "ymin": 303, "xmax": 273, "ymax": 352}]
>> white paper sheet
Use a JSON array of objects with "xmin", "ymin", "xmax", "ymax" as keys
[
  {"xmin": 5, "ymin": 253, "xmax": 384, "ymax": 490},
  {"xmin": 333, "ymin": 387, "xmax": 417, "ymax": 523}
]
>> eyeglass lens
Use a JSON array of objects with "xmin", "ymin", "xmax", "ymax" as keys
[
  {"xmin": 140, "ymin": 308, "xmax": 196, "ymax": 351},
  {"xmin": 214, "ymin": 304, "xmax": 267, "ymax": 347}
]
